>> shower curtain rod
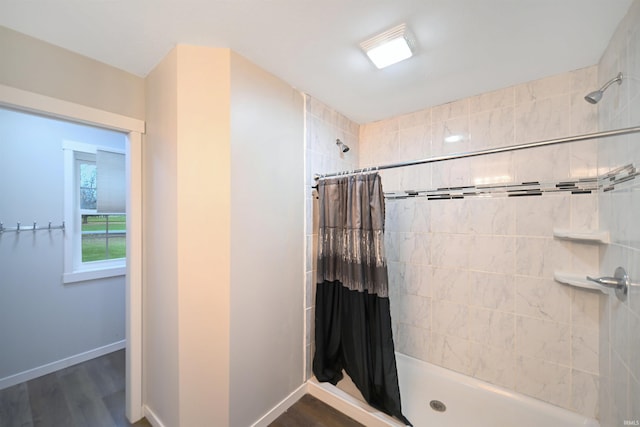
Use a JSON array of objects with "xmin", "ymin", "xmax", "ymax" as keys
[{"xmin": 314, "ymin": 125, "xmax": 640, "ymax": 180}]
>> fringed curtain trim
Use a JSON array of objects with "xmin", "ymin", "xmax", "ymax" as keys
[{"xmin": 316, "ymin": 227, "xmax": 388, "ymax": 297}]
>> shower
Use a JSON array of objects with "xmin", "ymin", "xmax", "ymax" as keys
[
  {"xmin": 336, "ymin": 138, "xmax": 350, "ymax": 153},
  {"xmin": 584, "ymin": 72, "xmax": 623, "ymax": 104}
]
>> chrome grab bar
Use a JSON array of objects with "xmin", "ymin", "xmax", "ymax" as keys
[{"xmin": 586, "ymin": 266, "xmax": 629, "ymax": 301}]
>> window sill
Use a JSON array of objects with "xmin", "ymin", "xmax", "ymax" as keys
[{"xmin": 63, "ymin": 264, "xmax": 126, "ymax": 284}]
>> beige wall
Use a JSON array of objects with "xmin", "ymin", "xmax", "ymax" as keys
[
  {"xmin": 0, "ymin": 26, "xmax": 144, "ymax": 120},
  {"xmin": 144, "ymin": 46, "xmax": 304, "ymax": 427},
  {"xmin": 175, "ymin": 45, "xmax": 232, "ymax": 427},
  {"xmin": 144, "ymin": 47, "xmax": 181, "ymax": 427},
  {"xmin": 144, "ymin": 45, "xmax": 232, "ymax": 426},
  {"xmin": 229, "ymin": 51, "xmax": 304, "ymax": 427}
]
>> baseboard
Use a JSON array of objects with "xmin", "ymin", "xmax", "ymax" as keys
[
  {"xmin": 0, "ymin": 340, "xmax": 126, "ymax": 390},
  {"xmin": 250, "ymin": 383, "xmax": 307, "ymax": 427},
  {"xmin": 143, "ymin": 405, "xmax": 167, "ymax": 427},
  {"xmin": 306, "ymin": 379, "xmax": 400, "ymax": 427}
]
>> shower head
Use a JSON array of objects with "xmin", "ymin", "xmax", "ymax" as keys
[
  {"xmin": 336, "ymin": 139, "xmax": 350, "ymax": 153},
  {"xmin": 584, "ymin": 72, "xmax": 623, "ymax": 104}
]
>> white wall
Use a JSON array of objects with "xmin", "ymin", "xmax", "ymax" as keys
[
  {"xmin": 0, "ymin": 107, "xmax": 126, "ymax": 384},
  {"xmin": 597, "ymin": 1, "xmax": 640, "ymax": 425},
  {"xmin": 229, "ymin": 51, "xmax": 304, "ymax": 427}
]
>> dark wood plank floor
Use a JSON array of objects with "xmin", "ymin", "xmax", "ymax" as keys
[
  {"xmin": 269, "ymin": 394, "xmax": 364, "ymax": 427},
  {"xmin": 0, "ymin": 350, "xmax": 151, "ymax": 427}
]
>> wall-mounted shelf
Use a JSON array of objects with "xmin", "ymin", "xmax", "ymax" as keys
[
  {"xmin": 552, "ymin": 229, "xmax": 610, "ymax": 244},
  {"xmin": 553, "ymin": 272, "xmax": 608, "ymax": 294}
]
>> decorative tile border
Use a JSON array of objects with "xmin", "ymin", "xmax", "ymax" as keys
[{"xmin": 385, "ymin": 164, "xmax": 638, "ymax": 200}]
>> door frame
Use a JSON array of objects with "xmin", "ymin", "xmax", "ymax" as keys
[{"xmin": 0, "ymin": 84, "xmax": 145, "ymax": 422}]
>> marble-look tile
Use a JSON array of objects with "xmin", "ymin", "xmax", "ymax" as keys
[
  {"xmin": 572, "ymin": 325, "xmax": 599, "ymax": 374},
  {"xmin": 398, "ymin": 163, "xmax": 431, "ymax": 192},
  {"xmin": 469, "ymin": 107, "xmax": 515, "ymax": 150},
  {"xmin": 410, "ymin": 199, "xmax": 430, "ymax": 233},
  {"xmin": 513, "ymin": 144, "xmax": 571, "ymax": 183},
  {"xmin": 398, "ymin": 108, "xmax": 431, "ymax": 129},
  {"xmin": 629, "ymin": 186, "xmax": 640, "ymax": 250},
  {"xmin": 432, "ymin": 116, "xmax": 471, "ymax": 156},
  {"xmin": 468, "ymin": 152, "xmax": 515, "ymax": 188},
  {"xmin": 570, "ymin": 140, "xmax": 598, "ymax": 179},
  {"xmin": 306, "ymin": 307, "xmax": 313, "ymax": 347},
  {"xmin": 469, "ymin": 86, "xmax": 514, "ymax": 113},
  {"xmin": 432, "ymin": 98, "xmax": 469, "ymax": 123},
  {"xmin": 570, "ymin": 194, "xmax": 598, "ymax": 231},
  {"xmin": 469, "ymin": 342, "xmax": 516, "ymax": 388},
  {"xmin": 468, "ymin": 271, "xmax": 515, "ymax": 312},
  {"xmin": 431, "ymin": 157, "xmax": 473, "ymax": 189},
  {"xmin": 515, "ymin": 237, "xmax": 572, "ymax": 278},
  {"xmin": 468, "ymin": 235, "xmax": 515, "ymax": 275},
  {"xmin": 398, "ymin": 294, "xmax": 431, "ymax": 330},
  {"xmin": 306, "ymin": 234, "xmax": 317, "ymax": 273},
  {"xmin": 515, "ymin": 356, "xmax": 571, "ymax": 408},
  {"xmin": 384, "ymin": 231, "xmax": 399, "ymax": 263},
  {"xmin": 569, "ymin": 66, "xmax": 598, "ymax": 94},
  {"xmin": 572, "ymin": 288, "xmax": 600, "ymax": 330},
  {"xmin": 396, "ymin": 322, "xmax": 430, "ymax": 362},
  {"xmin": 570, "ymin": 92, "xmax": 598, "ymax": 135},
  {"xmin": 432, "ymin": 300, "xmax": 468, "ymax": 339},
  {"xmin": 404, "ymin": 263, "xmax": 432, "ymax": 297},
  {"xmin": 431, "ymin": 267, "xmax": 468, "ymax": 303},
  {"xmin": 431, "ymin": 233, "xmax": 470, "ymax": 269},
  {"xmin": 515, "ymin": 275, "xmax": 571, "ymax": 323},
  {"xmin": 468, "ymin": 307, "xmax": 515, "ymax": 350},
  {"xmin": 570, "ymin": 369, "xmax": 599, "ymax": 419},
  {"xmin": 629, "ymin": 374, "xmax": 640, "ymax": 423},
  {"xmin": 514, "ymin": 94, "xmax": 572, "ymax": 143},
  {"xmin": 396, "ymin": 232, "xmax": 430, "ymax": 265},
  {"xmin": 611, "ymin": 299, "xmax": 631, "ymax": 370},
  {"xmin": 611, "ymin": 352, "xmax": 630, "ymax": 425},
  {"xmin": 515, "ymin": 73, "xmax": 572, "ymax": 105},
  {"xmin": 516, "ymin": 316, "xmax": 570, "ymax": 365},
  {"xmin": 570, "ymin": 242, "xmax": 599, "ymax": 277},
  {"xmin": 466, "ymin": 197, "xmax": 516, "ymax": 236},
  {"xmin": 429, "ymin": 332, "xmax": 470, "ymax": 375},
  {"xmin": 515, "ymin": 194, "xmax": 570, "ymax": 237},
  {"xmin": 398, "ymin": 125, "xmax": 431, "ymax": 162},
  {"xmin": 388, "ymin": 198, "xmax": 416, "ymax": 233},
  {"xmin": 305, "ymin": 271, "xmax": 315, "ymax": 309},
  {"xmin": 630, "ymin": 309, "xmax": 640, "ymax": 382},
  {"xmin": 430, "ymin": 199, "xmax": 469, "ymax": 234},
  {"xmin": 628, "ymin": 248, "xmax": 640, "ymax": 318}
]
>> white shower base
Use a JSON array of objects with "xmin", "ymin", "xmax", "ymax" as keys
[{"xmin": 308, "ymin": 352, "xmax": 599, "ymax": 427}]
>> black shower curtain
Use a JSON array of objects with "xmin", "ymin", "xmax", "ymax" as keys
[{"xmin": 313, "ymin": 173, "xmax": 411, "ymax": 426}]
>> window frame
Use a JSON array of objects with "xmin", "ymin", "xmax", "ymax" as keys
[{"xmin": 63, "ymin": 140, "xmax": 126, "ymax": 284}]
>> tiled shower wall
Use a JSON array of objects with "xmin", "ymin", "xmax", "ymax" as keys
[
  {"xmin": 359, "ymin": 66, "xmax": 602, "ymax": 418},
  {"xmin": 304, "ymin": 95, "xmax": 359, "ymax": 379},
  {"xmin": 597, "ymin": 1, "xmax": 640, "ymax": 425}
]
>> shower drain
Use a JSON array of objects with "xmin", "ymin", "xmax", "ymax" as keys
[{"xmin": 429, "ymin": 400, "xmax": 447, "ymax": 412}]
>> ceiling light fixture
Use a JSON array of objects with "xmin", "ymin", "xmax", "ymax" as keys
[{"xmin": 360, "ymin": 23, "xmax": 414, "ymax": 69}]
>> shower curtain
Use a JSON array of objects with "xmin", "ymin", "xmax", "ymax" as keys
[{"xmin": 313, "ymin": 173, "xmax": 411, "ymax": 426}]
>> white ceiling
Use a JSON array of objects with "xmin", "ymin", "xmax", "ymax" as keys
[{"xmin": 0, "ymin": 0, "xmax": 633, "ymax": 123}]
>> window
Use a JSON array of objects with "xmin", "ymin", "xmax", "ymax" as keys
[{"xmin": 63, "ymin": 141, "xmax": 126, "ymax": 283}]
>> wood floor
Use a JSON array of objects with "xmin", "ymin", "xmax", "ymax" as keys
[
  {"xmin": 0, "ymin": 350, "xmax": 151, "ymax": 427},
  {"xmin": 269, "ymin": 394, "xmax": 364, "ymax": 427},
  {"xmin": 1, "ymin": 352, "xmax": 362, "ymax": 427}
]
